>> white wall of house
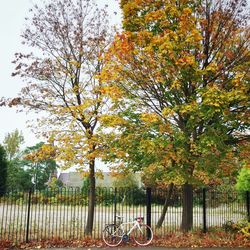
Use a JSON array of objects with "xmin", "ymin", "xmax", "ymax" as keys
[{"xmin": 58, "ymin": 172, "xmax": 142, "ymax": 188}]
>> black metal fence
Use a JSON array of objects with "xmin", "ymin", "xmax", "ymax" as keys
[{"xmin": 0, "ymin": 187, "xmax": 249, "ymax": 243}]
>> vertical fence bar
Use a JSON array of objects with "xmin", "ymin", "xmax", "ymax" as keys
[
  {"xmin": 6, "ymin": 190, "xmax": 10, "ymax": 240},
  {"xmin": 10, "ymin": 190, "xmax": 15, "ymax": 242},
  {"xmin": 25, "ymin": 189, "xmax": 32, "ymax": 243},
  {"xmin": 246, "ymin": 191, "xmax": 250, "ymax": 222},
  {"xmin": 0, "ymin": 192, "xmax": 5, "ymax": 239},
  {"xmin": 114, "ymin": 188, "xmax": 117, "ymax": 226},
  {"xmin": 202, "ymin": 188, "xmax": 207, "ymax": 233},
  {"xmin": 146, "ymin": 187, "xmax": 152, "ymax": 239},
  {"xmin": 15, "ymin": 191, "xmax": 20, "ymax": 243},
  {"xmin": 146, "ymin": 187, "xmax": 152, "ymax": 227}
]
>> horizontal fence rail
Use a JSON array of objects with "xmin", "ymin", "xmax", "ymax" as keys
[{"xmin": 0, "ymin": 187, "xmax": 249, "ymax": 243}]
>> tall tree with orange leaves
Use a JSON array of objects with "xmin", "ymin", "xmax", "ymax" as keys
[{"xmin": 101, "ymin": 0, "xmax": 250, "ymax": 231}]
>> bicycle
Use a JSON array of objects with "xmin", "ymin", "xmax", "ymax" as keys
[{"xmin": 102, "ymin": 215, "xmax": 153, "ymax": 247}]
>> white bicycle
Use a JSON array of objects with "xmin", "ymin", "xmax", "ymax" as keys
[{"xmin": 102, "ymin": 215, "xmax": 153, "ymax": 247}]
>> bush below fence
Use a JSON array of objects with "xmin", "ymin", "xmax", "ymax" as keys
[{"xmin": 0, "ymin": 187, "xmax": 249, "ymax": 243}]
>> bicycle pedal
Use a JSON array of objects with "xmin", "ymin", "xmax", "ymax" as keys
[{"xmin": 122, "ymin": 234, "xmax": 129, "ymax": 242}]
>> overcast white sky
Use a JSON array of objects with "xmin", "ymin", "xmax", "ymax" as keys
[{"xmin": 0, "ymin": 0, "xmax": 121, "ymax": 148}]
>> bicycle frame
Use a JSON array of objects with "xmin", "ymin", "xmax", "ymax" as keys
[{"xmin": 116, "ymin": 220, "xmax": 143, "ymax": 237}]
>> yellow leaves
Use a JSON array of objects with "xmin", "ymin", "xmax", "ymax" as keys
[
  {"xmin": 170, "ymin": 79, "xmax": 181, "ymax": 90},
  {"xmin": 159, "ymin": 123, "xmax": 172, "ymax": 134},
  {"xmin": 168, "ymin": 6, "xmax": 179, "ymax": 17},
  {"xmin": 69, "ymin": 60, "xmax": 81, "ymax": 68},
  {"xmin": 136, "ymin": 30, "xmax": 153, "ymax": 46},
  {"xmin": 201, "ymin": 85, "xmax": 240, "ymax": 110},
  {"xmin": 179, "ymin": 101, "xmax": 198, "ymax": 115},
  {"xmin": 100, "ymin": 85, "xmax": 123, "ymax": 100},
  {"xmin": 179, "ymin": 7, "xmax": 195, "ymax": 33},
  {"xmin": 189, "ymin": 141, "xmax": 199, "ymax": 156},
  {"xmin": 232, "ymin": 73, "xmax": 246, "ymax": 87},
  {"xmin": 176, "ymin": 54, "xmax": 195, "ymax": 67},
  {"xmin": 205, "ymin": 62, "xmax": 218, "ymax": 73},
  {"xmin": 122, "ymin": 1, "xmax": 138, "ymax": 16},
  {"xmin": 50, "ymin": 129, "xmax": 103, "ymax": 169},
  {"xmin": 140, "ymin": 113, "xmax": 159, "ymax": 123},
  {"xmin": 191, "ymin": 29, "xmax": 203, "ymax": 43},
  {"xmin": 145, "ymin": 9, "xmax": 165, "ymax": 22},
  {"xmin": 72, "ymin": 85, "xmax": 80, "ymax": 94},
  {"xmin": 57, "ymin": 144, "xmax": 76, "ymax": 163},
  {"xmin": 182, "ymin": 7, "xmax": 192, "ymax": 16},
  {"xmin": 159, "ymin": 40, "xmax": 174, "ymax": 54},
  {"xmin": 86, "ymin": 150, "xmax": 99, "ymax": 161},
  {"xmin": 202, "ymin": 87, "xmax": 225, "ymax": 110},
  {"xmin": 24, "ymin": 144, "xmax": 56, "ymax": 162},
  {"xmin": 162, "ymin": 107, "xmax": 174, "ymax": 117},
  {"xmin": 81, "ymin": 171, "xmax": 90, "ymax": 178},
  {"xmin": 115, "ymin": 32, "xmax": 134, "ymax": 56},
  {"xmin": 100, "ymin": 114, "xmax": 127, "ymax": 127}
]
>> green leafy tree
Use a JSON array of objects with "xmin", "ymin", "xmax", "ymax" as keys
[
  {"xmin": 3, "ymin": 132, "xmax": 57, "ymax": 191},
  {"xmin": 0, "ymin": 145, "xmax": 8, "ymax": 195},
  {"xmin": 82, "ymin": 176, "xmax": 90, "ymax": 191},
  {"xmin": 236, "ymin": 167, "xmax": 250, "ymax": 192},
  {"xmin": 2, "ymin": 129, "xmax": 30, "ymax": 190},
  {"xmin": 22, "ymin": 142, "xmax": 58, "ymax": 190},
  {"xmin": 3, "ymin": 129, "xmax": 24, "ymax": 161},
  {"xmin": 7, "ymin": 161, "xmax": 33, "ymax": 191}
]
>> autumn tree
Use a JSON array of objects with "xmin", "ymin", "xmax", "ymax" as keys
[
  {"xmin": 3, "ymin": 129, "xmax": 24, "ymax": 161},
  {"xmin": 101, "ymin": 0, "xmax": 250, "ymax": 231},
  {"xmin": 10, "ymin": 0, "xmax": 112, "ymax": 235}
]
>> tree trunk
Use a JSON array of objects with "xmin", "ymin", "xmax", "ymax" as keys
[
  {"xmin": 181, "ymin": 183, "xmax": 193, "ymax": 232},
  {"xmin": 156, "ymin": 183, "xmax": 174, "ymax": 228},
  {"xmin": 85, "ymin": 159, "xmax": 95, "ymax": 236}
]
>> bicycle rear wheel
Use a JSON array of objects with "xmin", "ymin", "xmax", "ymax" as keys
[
  {"xmin": 102, "ymin": 224, "xmax": 123, "ymax": 247},
  {"xmin": 133, "ymin": 224, "xmax": 153, "ymax": 246}
]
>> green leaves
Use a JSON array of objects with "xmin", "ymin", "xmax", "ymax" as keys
[{"xmin": 236, "ymin": 167, "xmax": 250, "ymax": 192}]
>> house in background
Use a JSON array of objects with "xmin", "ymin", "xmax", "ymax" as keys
[{"xmin": 58, "ymin": 172, "xmax": 142, "ymax": 188}]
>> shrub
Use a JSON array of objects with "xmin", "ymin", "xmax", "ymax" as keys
[{"xmin": 223, "ymin": 219, "xmax": 250, "ymax": 239}]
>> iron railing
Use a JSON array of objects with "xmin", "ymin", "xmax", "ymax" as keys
[{"xmin": 0, "ymin": 187, "xmax": 249, "ymax": 243}]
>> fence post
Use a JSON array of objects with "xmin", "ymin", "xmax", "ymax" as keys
[
  {"xmin": 247, "ymin": 191, "xmax": 250, "ymax": 222},
  {"xmin": 26, "ymin": 189, "xmax": 32, "ymax": 243},
  {"xmin": 202, "ymin": 188, "xmax": 207, "ymax": 233},
  {"xmin": 146, "ymin": 187, "xmax": 152, "ymax": 238},
  {"xmin": 114, "ymin": 187, "xmax": 117, "ymax": 225}
]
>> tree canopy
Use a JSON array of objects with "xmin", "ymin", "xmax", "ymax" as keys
[
  {"xmin": 3, "ymin": 129, "xmax": 24, "ymax": 161},
  {"xmin": 102, "ymin": 0, "xmax": 250, "ymax": 185},
  {"xmin": 101, "ymin": 0, "xmax": 250, "ymax": 231}
]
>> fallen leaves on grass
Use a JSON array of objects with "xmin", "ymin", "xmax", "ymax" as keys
[
  {"xmin": 154, "ymin": 231, "xmax": 250, "ymax": 248},
  {"xmin": 0, "ymin": 231, "xmax": 249, "ymax": 249}
]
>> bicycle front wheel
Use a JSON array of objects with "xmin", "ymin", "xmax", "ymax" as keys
[
  {"xmin": 102, "ymin": 224, "xmax": 123, "ymax": 247},
  {"xmin": 133, "ymin": 224, "xmax": 153, "ymax": 246}
]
